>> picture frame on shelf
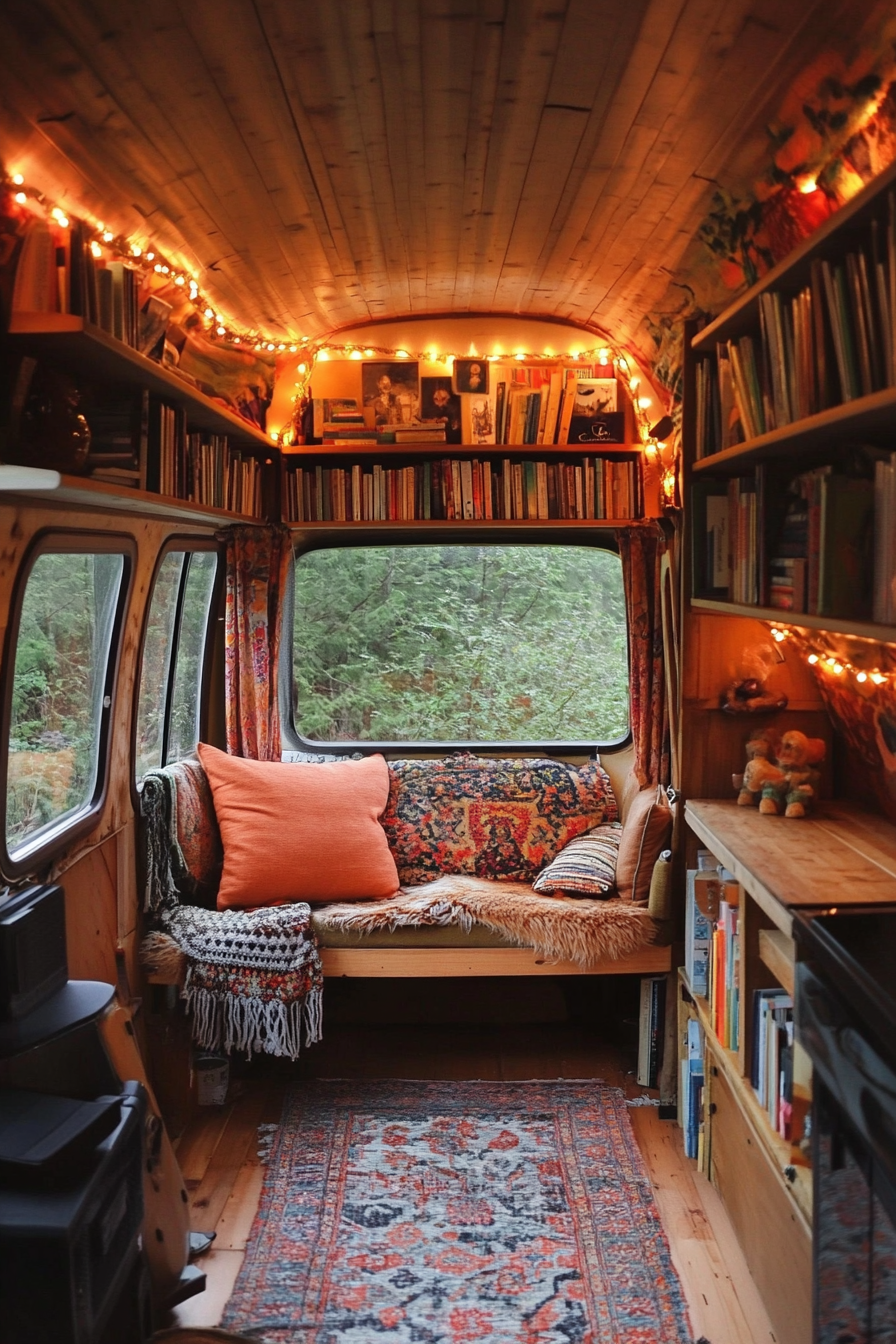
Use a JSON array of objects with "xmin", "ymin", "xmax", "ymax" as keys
[
  {"xmin": 362, "ymin": 361, "xmax": 420, "ymax": 426},
  {"xmin": 420, "ymin": 376, "xmax": 462, "ymax": 443},
  {"xmin": 453, "ymin": 358, "xmax": 489, "ymax": 395}
]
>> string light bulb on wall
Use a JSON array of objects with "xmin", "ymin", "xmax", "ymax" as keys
[{"xmin": 769, "ymin": 623, "xmax": 894, "ymax": 691}]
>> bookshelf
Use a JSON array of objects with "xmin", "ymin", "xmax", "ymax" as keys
[
  {"xmin": 282, "ymin": 444, "xmax": 651, "ymax": 526},
  {"xmin": 686, "ymin": 159, "xmax": 896, "ymax": 632},
  {"xmin": 4, "ymin": 314, "xmax": 277, "ymax": 522}
]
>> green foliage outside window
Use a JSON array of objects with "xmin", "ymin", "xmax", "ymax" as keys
[
  {"xmin": 6, "ymin": 551, "xmax": 124, "ymax": 852},
  {"xmin": 292, "ymin": 545, "xmax": 629, "ymax": 743}
]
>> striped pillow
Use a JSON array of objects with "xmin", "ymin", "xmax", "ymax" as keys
[{"xmin": 532, "ymin": 822, "xmax": 622, "ymax": 898}]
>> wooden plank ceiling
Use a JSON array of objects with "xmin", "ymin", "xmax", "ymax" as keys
[{"xmin": 0, "ymin": 0, "xmax": 873, "ymax": 345}]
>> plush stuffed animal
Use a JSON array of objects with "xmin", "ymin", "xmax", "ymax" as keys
[
  {"xmin": 733, "ymin": 729, "xmax": 783, "ymax": 807},
  {"xmin": 758, "ymin": 730, "xmax": 826, "ymax": 818}
]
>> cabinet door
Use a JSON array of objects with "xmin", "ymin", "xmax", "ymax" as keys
[{"xmin": 710, "ymin": 1063, "xmax": 811, "ymax": 1344}]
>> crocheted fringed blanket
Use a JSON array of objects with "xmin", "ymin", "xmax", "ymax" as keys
[{"xmin": 140, "ymin": 764, "xmax": 323, "ymax": 1062}]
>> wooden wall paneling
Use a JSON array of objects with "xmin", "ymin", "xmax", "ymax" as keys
[
  {"xmin": 174, "ymin": 0, "xmax": 361, "ymax": 328},
  {"xmin": 446, "ymin": 0, "xmax": 505, "ymax": 313}
]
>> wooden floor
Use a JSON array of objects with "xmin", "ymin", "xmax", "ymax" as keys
[{"xmin": 165, "ymin": 981, "xmax": 777, "ymax": 1343}]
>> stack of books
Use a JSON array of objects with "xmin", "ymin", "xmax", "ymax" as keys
[{"xmin": 751, "ymin": 988, "xmax": 794, "ymax": 1138}]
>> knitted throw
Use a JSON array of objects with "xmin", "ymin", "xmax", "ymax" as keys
[
  {"xmin": 166, "ymin": 903, "xmax": 323, "ymax": 1061},
  {"xmin": 140, "ymin": 764, "xmax": 323, "ymax": 1061}
]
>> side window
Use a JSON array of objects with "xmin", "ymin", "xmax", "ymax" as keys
[
  {"xmin": 135, "ymin": 548, "xmax": 218, "ymax": 778},
  {"xmin": 4, "ymin": 546, "xmax": 129, "ymax": 864}
]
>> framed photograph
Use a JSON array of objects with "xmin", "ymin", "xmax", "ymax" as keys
[
  {"xmin": 421, "ymin": 376, "xmax": 462, "ymax": 443},
  {"xmin": 453, "ymin": 358, "xmax": 489, "ymax": 396},
  {"xmin": 362, "ymin": 361, "xmax": 420, "ymax": 426},
  {"xmin": 461, "ymin": 391, "xmax": 497, "ymax": 445}
]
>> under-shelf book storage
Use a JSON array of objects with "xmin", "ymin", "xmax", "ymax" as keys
[{"xmin": 685, "ymin": 159, "xmax": 896, "ymax": 643}]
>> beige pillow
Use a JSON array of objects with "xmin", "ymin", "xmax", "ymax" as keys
[{"xmin": 616, "ymin": 786, "xmax": 672, "ymax": 904}]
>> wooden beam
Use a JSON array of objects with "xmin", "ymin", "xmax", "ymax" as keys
[{"xmin": 320, "ymin": 945, "xmax": 672, "ymax": 977}]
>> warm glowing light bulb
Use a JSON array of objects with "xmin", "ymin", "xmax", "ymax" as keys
[
  {"xmin": 629, "ymin": 376, "xmax": 640, "ymax": 391},
  {"xmin": 14, "ymin": 192, "xmax": 26, "ymax": 204},
  {"xmin": 131, "ymin": 244, "xmax": 142, "ymax": 257},
  {"xmin": 289, "ymin": 345, "xmax": 297, "ymax": 353},
  {"xmin": 872, "ymin": 672, "xmax": 886, "ymax": 684},
  {"xmin": 297, "ymin": 363, "xmax": 307, "ymax": 375},
  {"xmin": 514, "ymin": 351, "xmax": 526, "ymax": 361},
  {"xmin": 216, "ymin": 326, "xmax": 225, "ymax": 335},
  {"xmin": 364, "ymin": 348, "xmax": 374, "ymax": 358},
  {"xmin": 267, "ymin": 343, "xmax": 275, "ymax": 351},
  {"xmin": 797, "ymin": 175, "xmax": 818, "ymax": 194},
  {"xmin": 270, "ymin": 431, "xmax": 279, "ymax": 441},
  {"xmin": 833, "ymin": 663, "xmax": 844, "ymax": 674},
  {"xmin": 90, "ymin": 240, "xmax": 103, "ymax": 258},
  {"xmin": 598, "ymin": 348, "xmax": 611, "ymax": 364},
  {"xmin": 542, "ymin": 348, "xmax": 554, "ymax": 357},
  {"xmin": 233, "ymin": 336, "xmax": 240, "ymax": 344},
  {"xmin": 428, "ymin": 348, "xmax": 438, "ymax": 363},
  {"xmin": 638, "ymin": 397, "xmax": 652, "ymax": 409},
  {"xmin": 771, "ymin": 629, "xmax": 785, "ymax": 642},
  {"xmin": 154, "ymin": 264, "xmax": 163, "ymax": 273},
  {"xmin": 396, "ymin": 349, "xmax": 409, "ymax": 359},
  {"xmin": 204, "ymin": 308, "xmax": 214, "ymax": 318},
  {"xmin": 569, "ymin": 350, "xmax": 581, "ymax": 360},
  {"xmin": 808, "ymin": 654, "xmax": 819, "ymax": 665},
  {"xmin": 857, "ymin": 671, "xmax": 868, "ymax": 683},
  {"xmin": 318, "ymin": 349, "xmax": 330, "ymax": 361},
  {"xmin": 12, "ymin": 173, "xmax": 24, "ymax": 185},
  {"xmin": 350, "ymin": 350, "xmax": 362, "ymax": 360},
  {"xmin": 146, "ymin": 252, "xmax": 154, "ymax": 261},
  {"xmin": 175, "ymin": 275, "xmax": 185, "ymax": 285}
]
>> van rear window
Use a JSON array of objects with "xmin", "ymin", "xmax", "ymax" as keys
[{"xmin": 291, "ymin": 544, "xmax": 629, "ymax": 746}]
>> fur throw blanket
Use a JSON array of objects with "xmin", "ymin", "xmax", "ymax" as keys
[{"xmin": 312, "ymin": 875, "xmax": 655, "ymax": 967}]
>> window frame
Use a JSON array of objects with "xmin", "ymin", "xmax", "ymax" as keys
[
  {"xmin": 0, "ymin": 529, "xmax": 135, "ymax": 879},
  {"xmin": 281, "ymin": 526, "xmax": 632, "ymax": 757},
  {"xmin": 132, "ymin": 537, "xmax": 223, "ymax": 788}
]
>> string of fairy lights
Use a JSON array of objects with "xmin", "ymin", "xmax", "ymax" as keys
[
  {"xmin": 769, "ymin": 623, "xmax": 895, "ymax": 690},
  {"xmin": 4, "ymin": 166, "xmax": 677, "ymax": 497}
]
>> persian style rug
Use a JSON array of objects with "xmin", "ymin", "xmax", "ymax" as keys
[{"xmin": 221, "ymin": 1080, "xmax": 694, "ymax": 1343}]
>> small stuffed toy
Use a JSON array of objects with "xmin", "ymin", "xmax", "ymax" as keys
[
  {"xmin": 758, "ymin": 730, "xmax": 826, "ymax": 818},
  {"xmin": 733, "ymin": 729, "xmax": 783, "ymax": 807}
]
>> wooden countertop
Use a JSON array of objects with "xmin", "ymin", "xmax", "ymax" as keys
[{"xmin": 685, "ymin": 799, "xmax": 896, "ymax": 936}]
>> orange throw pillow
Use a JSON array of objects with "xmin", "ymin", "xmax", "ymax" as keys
[{"xmin": 196, "ymin": 744, "xmax": 399, "ymax": 909}]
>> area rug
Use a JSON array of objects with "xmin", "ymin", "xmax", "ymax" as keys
[{"xmin": 221, "ymin": 1080, "xmax": 694, "ymax": 1343}]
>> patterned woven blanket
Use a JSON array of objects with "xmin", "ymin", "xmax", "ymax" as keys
[{"xmin": 140, "ymin": 764, "xmax": 322, "ymax": 1061}]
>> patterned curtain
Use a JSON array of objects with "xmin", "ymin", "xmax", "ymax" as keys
[
  {"xmin": 224, "ymin": 525, "xmax": 293, "ymax": 760},
  {"xmin": 617, "ymin": 526, "xmax": 669, "ymax": 788}
]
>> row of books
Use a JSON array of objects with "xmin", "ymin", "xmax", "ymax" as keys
[
  {"xmin": 692, "ymin": 457, "xmax": 890, "ymax": 621},
  {"xmin": 680, "ymin": 1018, "xmax": 705, "ymax": 1162},
  {"xmin": 284, "ymin": 456, "xmax": 642, "ymax": 523},
  {"xmin": 12, "ymin": 215, "xmax": 171, "ymax": 356},
  {"xmin": 150, "ymin": 403, "xmax": 263, "ymax": 515},
  {"xmin": 751, "ymin": 988, "xmax": 794, "ymax": 1140},
  {"xmin": 685, "ymin": 856, "xmax": 740, "ymax": 1052},
  {"xmin": 694, "ymin": 191, "xmax": 896, "ymax": 456},
  {"xmin": 636, "ymin": 974, "xmax": 666, "ymax": 1089}
]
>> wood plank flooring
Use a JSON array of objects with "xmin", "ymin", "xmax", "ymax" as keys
[{"xmin": 165, "ymin": 985, "xmax": 776, "ymax": 1343}]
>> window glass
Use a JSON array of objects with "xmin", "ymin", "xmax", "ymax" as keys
[
  {"xmin": 167, "ymin": 551, "xmax": 218, "ymax": 764},
  {"xmin": 135, "ymin": 549, "xmax": 217, "ymax": 780},
  {"xmin": 135, "ymin": 551, "xmax": 184, "ymax": 780},
  {"xmin": 6, "ymin": 550, "xmax": 125, "ymax": 854},
  {"xmin": 292, "ymin": 545, "xmax": 628, "ymax": 743}
]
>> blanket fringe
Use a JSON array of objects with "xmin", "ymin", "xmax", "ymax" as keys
[{"xmin": 183, "ymin": 978, "xmax": 324, "ymax": 1062}]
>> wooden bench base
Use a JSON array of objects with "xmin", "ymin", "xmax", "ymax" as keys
[{"xmin": 319, "ymin": 946, "xmax": 672, "ymax": 978}]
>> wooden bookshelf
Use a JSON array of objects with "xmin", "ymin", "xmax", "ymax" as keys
[
  {"xmin": 691, "ymin": 384, "xmax": 896, "ymax": 472},
  {"xmin": 285, "ymin": 442, "xmax": 642, "ymax": 456},
  {"xmin": 6, "ymin": 314, "xmax": 273, "ymax": 449},
  {"xmin": 689, "ymin": 597, "xmax": 896, "ymax": 645}
]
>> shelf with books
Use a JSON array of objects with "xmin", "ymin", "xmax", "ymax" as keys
[
  {"xmin": 3, "ymin": 314, "xmax": 276, "ymax": 520},
  {"xmin": 282, "ymin": 447, "xmax": 646, "ymax": 525}
]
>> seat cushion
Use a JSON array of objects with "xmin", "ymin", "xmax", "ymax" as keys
[
  {"xmin": 382, "ymin": 753, "xmax": 617, "ymax": 885},
  {"xmin": 196, "ymin": 743, "xmax": 400, "ymax": 909},
  {"xmin": 616, "ymin": 785, "xmax": 672, "ymax": 905}
]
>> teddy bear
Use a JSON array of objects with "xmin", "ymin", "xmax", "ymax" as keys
[
  {"xmin": 758, "ymin": 730, "xmax": 826, "ymax": 818},
  {"xmin": 733, "ymin": 729, "xmax": 783, "ymax": 807}
]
